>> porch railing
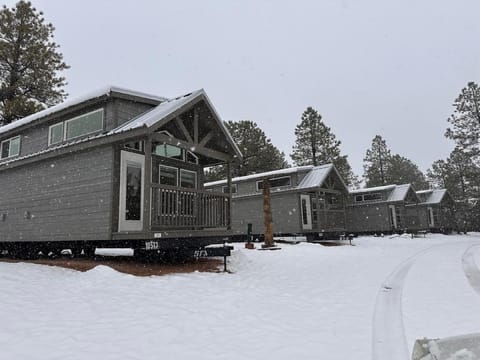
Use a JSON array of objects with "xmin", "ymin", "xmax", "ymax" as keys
[{"xmin": 151, "ymin": 184, "xmax": 230, "ymax": 229}]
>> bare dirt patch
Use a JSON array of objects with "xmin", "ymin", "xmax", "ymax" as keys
[{"xmin": 0, "ymin": 255, "xmax": 225, "ymax": 276}]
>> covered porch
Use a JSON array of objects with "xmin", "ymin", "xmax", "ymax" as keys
[{"xmin": 114, "ymin": 89, "xmax": 242, "ymax": 239}]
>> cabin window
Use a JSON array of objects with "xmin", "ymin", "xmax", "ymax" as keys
[
  {"xmin": 222, "ymin": 184, "xmax": 238, "ymax": 194},
  {"xmin": 327, "ymin": 194, "xmax": 342, "ymax": 210},
  {"xmin": 64, "ymin": 109, "xmax": 104, "ymax": 140},
  {"xmin": 256, "ymin": 176, "xmax": 291, "ymax": 191},
  {"xmin": 355, "ymin": 193, "xmax": 382, "ymax": 202},
  {"xmin": 1, "ymin": 136, "xmax": 20, "ymax": 159},
  {"xmin": 159, "ymin": 165, "xmax": 178, "ymax": 186},
  {"xmin": 180, "ymin": 169, "xmax": 197, "ymax": 189},
  {"xmin": 153, "ymin": 143, "xmax": 184, "ymax": 160},
  {"xmin": 48, "ymin": 123, "xmax": 64, "ymax": 145},
  {"xmin": 125, "ymin": 164, "xmax": 142, "ymax": 221}
]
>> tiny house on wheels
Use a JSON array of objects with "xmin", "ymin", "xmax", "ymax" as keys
[
  {"xmin": 205, "ymin": 164, "xmax": 349, "ymax": 239},
  {"xmin": 346, "ymin": 184, "xmax": 427, "ymax": 234},
  {"xmin": 0, "ymin": 86, "xmax": 241, "ymax": 259},
  {"xmin": 416, "ymin": 189, "xmax": 456, "ymax": 233}
]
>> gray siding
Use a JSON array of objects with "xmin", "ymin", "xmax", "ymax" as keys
[
  {"xmin": 0, "ymin": 146, "xmax": 114, "ymax": 242},
  {"xmin": 231, "ymin": 192, "xmax": 301, "ymax": 235},
  {"xmin": 105, "ymin": 98, "xmax": 154, "ymax": 130},
  {"xmin": 346, "ymin": 204, "xmax": 392, "ymax": 233},
  {"xmin": 2, "ymin": 98, "xmax": 154, "ymax": 163}
]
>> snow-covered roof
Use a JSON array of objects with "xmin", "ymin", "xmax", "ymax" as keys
[
  {"xmin": 0, "ymin": 88, "xmax": 241, "ymax": 167},
  {"xmin": 416, "ymin": 189, "xmax": 447, "ymax": 204},
  {"xmin": 112, "ymin": 89, "xmax": 200, "ymax": 133},
  {"xmin": 350, "ymin": 183, "xmax": 413, "ymax": 202},
  {"xmin": 349, "ymin": 184, "xmax": 396, "ymax": 194},
  {"xmin": 111, "ymin": 88, "xmax": 241, "ymax": 158},
  {"xmin": 387, "ymin": 184, "xmax": 411, "ymax": 202},
  {"xmin": 296, "ymin": 163, "xmax": 349, "ymax": 191},
  {"xmin": 0, "ymin": 86, "xmax": 167, "ymax": 137},
  {"xmin": 205, "ymin": 166, "xmax": 314, "ymax": 187}
]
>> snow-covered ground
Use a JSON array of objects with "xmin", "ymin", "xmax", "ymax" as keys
[{"xmin": 1, "ymin": 234, "xmax": 479, "ymax": 360}]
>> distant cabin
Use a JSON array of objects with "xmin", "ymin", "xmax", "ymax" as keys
[
  {"xmin": 0, "ymin": 86, "xmax": 241, "ymax": 257},
  {"xmin": 346, "ymin": 184, "xmax": 427, "ymax": 234},
  {"xmin": 205, "ymin": 164, "xmax": 349, "ymax": 239},
  {"xmin": 416, "ymin": 189, "xmax": 456, "ymax": 233}
]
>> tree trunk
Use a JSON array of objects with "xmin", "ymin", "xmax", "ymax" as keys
[{"xmin": 263, "ymin": 178, "xmax": 274, "ymax": 247}]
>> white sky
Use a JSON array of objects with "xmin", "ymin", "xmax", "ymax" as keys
[{"xmin": 7, "ymin": 0, "xmax": 480, "ymax": 176}]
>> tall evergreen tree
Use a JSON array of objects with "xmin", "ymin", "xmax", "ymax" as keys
[
  {"xmin": 427, "ymin": 160, "xmax": 449, "ymax": 189},
  {"xmin": 387, "ymin": 154, "xmax": 429, "ymax": 190},
  {"xmin": 205, "ymin": 120, "xmax": 288, "ymax": 181},
  {"xmin": 291, "ymin": 106, "xmax": 357, "ymax": 186},
  {"xmin": 0, "ymin": 1, "xmax": 69, "ymax": 125},
  {"xmin": 445, "ymin": 81, "xmax": 480, "ymax": 165},
  {"xmin": 363, "ymin": 135, "xmax": 392, "ymax": 187}
]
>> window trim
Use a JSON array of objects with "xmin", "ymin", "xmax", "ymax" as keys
[
  {"xmin": 180, "ymin": 168, "xmax": 197, "ymax": 189},
  {"xmin": 159, "ymin": 164, "xmax": 178, "ymax": 186},
  {"xmin": 63, "ymin": 108, "xmax": 104, "ymax": 141},
  {"xmin": 256, "ymin": 176, "xmax": 291, "ymax": 192},
  {"xmin": 48, "ymin": 122, "xmax": 64, "ymax": 146},
  {"xmin": 0, "ymin": 136, "xmax": 21, "ymax": 159},
  {"xmin": 354, "ymin": 192, "xmax": 382, "ymax": 203}
]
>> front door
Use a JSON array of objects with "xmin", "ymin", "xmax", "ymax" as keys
[
  {"xmin": 389, "ymin": 205, "xmax": 397, "ymax": 229},
  {"xmin": 300, "ymin": 194, "xmax": 312, "ymax": 230},
  {"xmin": 427, "ymin": 207, "xmax": 435, "ymax": 227},
  {"xmin": 118, "ymin": 150, "xmax": 145, "ymax": 232}
]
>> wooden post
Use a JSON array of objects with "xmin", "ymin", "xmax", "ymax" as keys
[
  {"xmin": 263, "ymin": 178, "xmax": 274, "ymax": 248},
  {"xmin": 143, "ymin": 137, "xmax": 152, "ymax": 236},
  {"xmin": 227, "ymin": 161, "xmax": 232, "ymax": 230}
]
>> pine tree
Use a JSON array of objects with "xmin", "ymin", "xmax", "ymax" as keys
[
  {"xmin": 445, "ymin": 81, "xmax": 480, "ymax": 165},
  {"xmin": 291, "ymin": 106, "xmax": 357, "ymax": 186},
  {"xmin": 205, "ymin": 120, "xmax": 288, "ymax": 181},
  {"xmin": 387, "ymin": 154, "xmax": 429, "ymax": 190},
  {"xmin": 427, "ymin": 160, "xmax": 449, "ymax": 189},
  {"xmin": 363, "ymin": 135, "xmax": 392, "ymax": 187},
  {"xmin": 0, "ymin": 1, "xmax": 69, "ymax": 125}
]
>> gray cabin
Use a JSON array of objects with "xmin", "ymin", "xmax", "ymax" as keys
[
  {"xmin": 346, "ymin": 184, "xmax": 427, "ymax": 234},
  {"xmin": 0, "ymin": 86, "xmax": 241, "ymax": 257},
  {"xmin": 416, "ymin": 189, "xmax": 456, "ymax": 233},
  {"xmin": 205, "ymin": 164, "xmax": 349, "ymax": 239}
]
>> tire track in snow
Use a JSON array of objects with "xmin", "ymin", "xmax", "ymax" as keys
[
  {"xmin": 371, "ymin": 241, "xmax": 477, "ymax": 360},
  {"xmin": 462, "ymin": 245, "xmax": 480, "ymax": 296}
]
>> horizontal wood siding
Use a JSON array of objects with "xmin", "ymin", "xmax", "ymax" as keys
[
  {"xmin": 346, "ymin": 204, "xmax": 392, "ymax": 233},
  {"xmin": 105, "ymin": 99, "xmax": 155, "ymax": 130},
  {"xmin": 0, "ymin": 146, "xmax": 113, "ymax": 242},
  {"xmin": 231, "ymin": 193, "xmax": 300, "ymax": 235}
]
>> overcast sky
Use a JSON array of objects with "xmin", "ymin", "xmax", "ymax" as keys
[{"xmin": 7, "ymin": 0, "xmax": 480, "ymax": 176}]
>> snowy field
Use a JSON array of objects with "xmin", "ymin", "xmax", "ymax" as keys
[{"xmin": 1, "ymin": 234, "xmax": 480, "ymax": 360}]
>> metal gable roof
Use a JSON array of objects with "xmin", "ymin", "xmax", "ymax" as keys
[
  {"xmin": 0, "ymin": 86, "xmax": 167, "ymax": 137},
  {"xmin": 111, "ymin": 88, "xmax": 242, "ymax": 160},
  {"xmin": 416, "ymin": 189, "xmax": 447, "ymax": 204}
]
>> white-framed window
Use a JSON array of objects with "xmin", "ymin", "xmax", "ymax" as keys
[
  {"xmin": 159, "ymin": 165, "xmax": 178, "ymax": 186},
  {"xmin": 1, "ymin": 136, "xmax": 21, "ymax": 159},
  {"xmin": 354, "ymin": 193, "xmax": 382, "ymax": 202},
  {"xmin": 64, "ymin": 109, "xmax": 104, "ymax": 140},
  {"xmin": 180, "ymin": 169, "xmax": 197, "ymax": 189},
  {"xmin": 47, "ymin": 109, "xmax": 104, "ymax": 146},
  {"xmin": 48, "ymin": 123, "xmax": 64, "ymax": 145},
  {"xmin": 256, "ymin": 176, "xmax": 291, "ymax": 191}
]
